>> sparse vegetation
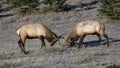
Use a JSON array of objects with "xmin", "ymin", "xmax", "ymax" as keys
[
  {"xmin": 41, "ymin": 0, "xmax": 69, "ymax": 13},
  {"xmin": 0, "ymin": 0, "xmax": 120, "ymax": 68},
  {"xmin": 98, "ymin": 0, "xmax": 120, "ymax": 20},
  {"xmin": 9, "ymin": 0, "xmax": 40, "ymax": 16},
  {"xmin": 0, "ymin": 0, "xmax": 14, "ymax": 10},
  {"xmin": 1, "ymin": 0, "xmax": 70, "ymax": 15}
]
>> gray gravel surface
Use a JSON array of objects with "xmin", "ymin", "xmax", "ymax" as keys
[{"xmin": 0, "ymin": 0, "xmax": 120, "ymax": 68}]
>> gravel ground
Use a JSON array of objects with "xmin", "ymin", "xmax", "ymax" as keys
[{"xmin": 0, "ymin": 0, "xmax": 120, "ymax": 68}]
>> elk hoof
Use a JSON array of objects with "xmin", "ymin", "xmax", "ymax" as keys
[
  {"xmin": 107, "ymin": 44, "xmax": 110, "ymax": 47},
  {"xmin": 24, "ymin": 51, "xmax": 29, "ymax": 54}
]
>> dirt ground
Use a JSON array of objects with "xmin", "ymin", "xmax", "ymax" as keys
[{"xmin": 0, "ymin": 0, "xmax": 120, "ymax": 68}]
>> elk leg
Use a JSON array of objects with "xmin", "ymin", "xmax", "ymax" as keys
[
  {"xmin": 21, "ymin": 42, "xmax": 29, "ymax": 54},
  {"xmin": 103, "ymin": 33, "xmax": 109, "ymax": 47},
  {"xmin": 70, "ymin": 42, "xmax": 75, "ymax": 47},
  {"xmin": 18, "ymin": 39, "xmax": 24, "ymax": 53},
  {"xmin": 20, "ymin": 38, "xmax": 29, "ymax": 54},
  {"xmin": 78, "ymin": 35, "xmax": 85, "ymax": 48},
  {"xmin": 96, "ymin": 34, "xmax": 102, "ymax": 45},
  {"xmin": 40, "ymin": 36, "xmax": 46, "ymax": 48}
]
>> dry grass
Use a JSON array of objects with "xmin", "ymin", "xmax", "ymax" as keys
[{"xmin": 1, "ymin": 4, "xmax": 14, "ymax": 10}]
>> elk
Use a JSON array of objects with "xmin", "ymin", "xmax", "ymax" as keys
[
  {"xmin": 66, "ymin": 20, "xmax": 109, "ymax": 48},
  {"xmin": 17, "ymin": 23, "xmax": 63, "ymax": 54}
]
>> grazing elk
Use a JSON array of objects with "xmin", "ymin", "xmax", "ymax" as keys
[
  {"xmin": 17, "ymin": 23, "xmax": 63, "ymax": 54},
  {"xmin": 66, "ymin": 20, "xmax": 109, "ymax": 48}
]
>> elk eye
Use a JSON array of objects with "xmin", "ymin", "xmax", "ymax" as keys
[{"xmin": 71, "ymin": 38, "xmax": 73, "ymax": 41}]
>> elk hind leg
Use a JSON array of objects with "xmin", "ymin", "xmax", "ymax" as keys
[
  {"xmin": 18, "ymin": 39, "xmax": 24, "ymax": 53},
  {"xmin": 99, "ymin": 30, "xmax": 109, "ymax": 47}
]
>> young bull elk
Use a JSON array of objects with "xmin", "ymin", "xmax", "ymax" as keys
[
  {"xmin": 66, "ymin": 20, "xmax": 109, "ymax": 48},
  {"xmin": 17, "ymin": 23, "xmax": 63, "ymax": 54}
]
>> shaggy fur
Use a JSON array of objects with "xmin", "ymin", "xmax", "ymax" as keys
[
  {"xmin": 17, "ymin": 24, "xmax": 59, "ymax": 54},
  {"xmin": 66, "ymin": 20, "xmax": 109, "ymax": 48}
]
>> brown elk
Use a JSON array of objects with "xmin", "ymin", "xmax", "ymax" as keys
[
  {"xmin": 66, "ymin": 20, "xmax": 109, "ymax": 48},
  {"xmin": 17, "ymin": 23, "xmax": 63, "ymax": 54}
]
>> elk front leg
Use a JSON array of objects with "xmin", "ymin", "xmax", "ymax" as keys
[
  {"xmin": 21, "ymin": 38, "xmax": 29, "ymax": 54},
  {"xmin": 78, "ymin": 35, "xmax": 85, "ymax": 48},
  {"xmin": 40, "ymin": 36, "xmax": 46, "ymax": 48},
  {"xmin": 96, "ymin": 34, "xmax": 102, "ymax": 45}
]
